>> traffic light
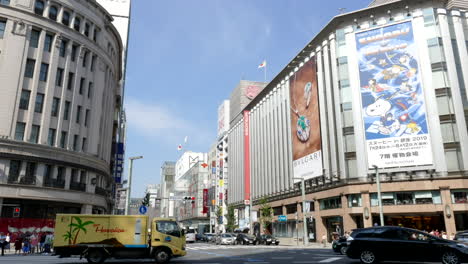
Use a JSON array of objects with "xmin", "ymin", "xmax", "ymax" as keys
[
  {"xmin": 13, "ymin": 207, "xmax": 20, "ymax": 217},
  {"xmin": 183, "ymin": 196, "xmax": 195, "ymax": 204}
]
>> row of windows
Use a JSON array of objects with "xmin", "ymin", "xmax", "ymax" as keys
[
  {"xmin": 19, "ymin": 90, "xmax": 90, "ymax": 125},
  {"xmin": 15, "ymin": 121, "xmax": 87, "ymax": 151},
  {"xmin": 34, "ymin": 0, "xmax": 100, "ymax": 42}
]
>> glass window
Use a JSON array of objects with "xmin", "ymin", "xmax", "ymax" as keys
[
  {"xmin": 60, "ymin": 131, "xmax": 67, "ymax": 148},
  {"xmin": 0, "ymin": 0, "xmax": 10, "ymax": 5},
  {"xmin": 8, "ymin": 160, "xmax": 21, "ymax": 182},
  {"xmin": 51, "ymin": 97, "xmax": 59, "ymax": 117},
  {"xmin": 76, "ymin": 105, "xmax": 81, "ymax": 123},
  {"xmin": 34, "ymin": 93, "xmax": 44, "ymax": 113},
  {"xmin": 71, "ymin": 169, "xmax": 78, "ymax": 182},
  {"xmin": 82, "ymin": 137, "xmax": 87, "ymax": 151},
  {"xmin": 30, "ymin": 29, "xmax": 40, "ymax": 48},
  {"xmin": 29, "ymin": 125, "xmax": 40, "ymax": 143},
  {"xmin": 446, "ymin": 150, "xmax": 461, "ymax": 171},
  {"xmin": 71, "ymin": 45, "xmax": 78, "ymax": 62},
  {"xmin": 452, "ymin": 190, "xmax": 468, "ymax": 203},
  {"xmin": 59, "ymin": 40, "xmax": 67, "ymax": 57},
  {"xmin": 423, "ymin": 8, "xmax": 435, "ymax": 27},
  {"xmin": 19, "ymin": 90, "xmax": 31, "ymax": 110},
  {"xmin": 48, "ymin": 6, "xmax": 58, "ymax": 21},
  {"xmin": 93, "ymin": 27, "xmax": 100, "ymax": 42},
  {"xmin": 432, "ymin": 70, "xmax": 449, "ymax": 89},
  {"xmin": 67, "ymin": 72, "xmax": 74, "ymax": 90},
  {"xmin": 39, "ymin": 63, "xmax": 49, "ymax": 82},
  {"xmin": 74, "ymin": 17, "xmax": 81, "ymax": 32},
  {"xmin": 80, "ymin": 171, "xmax": 87, "ymax": 183},
  {"xmin": 286, "ymin": 204, "xmax": 297, "ymax": 214},
  {"xmin": 55, "ymin": 68, "xmax": 64, "ymax": 86},
  {"xmin": 348, "ymin": 194, "xmax": 362, "ymax": 207},
  {"xmin": 91, "ymin": 56, "xmax": 96, "ymax": 71},
  {"xmin": 82, "ymin": 51, "xmax": 88, "ymax": 68},
  {"xmin": 342, "ymin": 110, "xmax": 353, "ymax": 127},
  {"xmin": 44, "ymin": 33, "xmax": 53, "ymax": 52},
  {"xmin": 427, "ymin": 38, "xmax": 444, "ymax": 63},
  {"xmin": 396, "ymin": 192, "xmax": 414, "ymax": 205},
  {"xmin": 24, "ymin": 59, "xmax": 36, "ymax": 78},
  {"xmin": 319, "ymin": 196, "xmax": 342, "ymax": 210},
  {"xmin": 88, "ymin": 82, "xmax": 93, "ymax": 98},
  {"xmin": 62, "ymin": 11, "xmax": 70, "ymax": 26},
  {"xmin": 0, "ymin": 20, "xmax": 6, "ymax": 39},
  {"xmin": 34, "ymin": 0, "xmax": 44, "ymax": 15},
  {"xmin": 64, "ymin": 101, "xmax": 70, "ymax": 120},
  {"xmin": 345, "ymin": 134, "xmax": 355, "ymax": 152},
  {"xmin": 84, "ymin": 109, "xmax": 89, "ymax": 126},
  {"xmin": 73, "ymin": 134, "xmax": 79, "ymax": 150},
  {"xmin": 432, "ymin": 191, "xmax": 442, "ymax": 204},
  {"xmin": 47, "ymin": 128, "xmax": 56, "ymax": 146},
  {"xmin": 15, "ymin": 122, "xmax": 26, "ymax": 140},
  {"xmin": 79, "ymin": 78, "xmax": 85, "ymax": 94},
  {"xmin": 415, "ymin": 191, "xmax": 433, "ymax": 204},
  {"xmin": 273, "ymin": 206, "xmax": 282, "ymax": 216},
  {"xmin": 84, "ymin": 23, "xmax": 90, "ymax": 37},
  {"xmin": 57, "ymin": 166, "xmax": 64, "ymax": 182},
  {"xmin": 381, "ymin": 193, "xmax": 395, "ymax": 205},
  {"xmin": 156, "ymin": 221, "xmax": 181, "ymax": 237}
]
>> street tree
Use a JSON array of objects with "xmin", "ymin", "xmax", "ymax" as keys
[
  {"xmin": 225, "ymin": 205, "xmax": 237, "ymax": 232},
  {"xmin": 259, "ymin": 198, "xmax": 273, "ymax": 234}
]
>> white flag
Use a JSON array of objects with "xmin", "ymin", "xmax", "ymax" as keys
[
  {"xmin": 184, "ymin": 136, "xmax": 188, "ymax": 143},
  {"xmin": 258, "ymin": 60, "xmax": 266, "ymax": 69}
]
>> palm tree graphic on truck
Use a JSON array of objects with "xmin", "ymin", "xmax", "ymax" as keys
[{"xmin": 63, "ymin": 216, "xmax": 94, "ymax": 245}]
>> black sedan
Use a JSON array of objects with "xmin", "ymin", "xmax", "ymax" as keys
[
  {"xmin": 257, "ymin": 234, "xmax": 280, "ymax": 245},
  {"xmin": 235, "ymin": 233, "xmax": 257, "ymax": 245},
  {"xmin": 331, "ymin": 236, "xmax": 347, "ymax": 254},
  {"xmin": 346, "ymin": 226, "xmax": 468, "ymax": 264}
]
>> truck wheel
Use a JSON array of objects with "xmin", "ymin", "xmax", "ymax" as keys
[
  {"xmin": 86, "ymin": 249, "xmax": 106, "ymax": 264},
  {"xmin": 154, "ymin": 249, "xmax": 171, "ymax": 264}
]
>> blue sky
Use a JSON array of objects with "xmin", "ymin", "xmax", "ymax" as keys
[{"xmin": 124, "ymin": 0, "xmax": 371, "ymax": 198}]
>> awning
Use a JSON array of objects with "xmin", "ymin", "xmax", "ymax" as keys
[
  {"xmin": 415, "ymin": 191, "xmax": 432, "ymax": 199},
  {"xmin": 381, "ymin": 193, "xmax": 394, "ymax": 199}
]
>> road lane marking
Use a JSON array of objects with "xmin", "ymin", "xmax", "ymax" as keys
[
  {"xmin": 318, "ymin": 257, "xmax": 343, "ymax": 263},
  {"xmin": 271, "ymin": 257, "xmax": 294, "ymax": 259}
]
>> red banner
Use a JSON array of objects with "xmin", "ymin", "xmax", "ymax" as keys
[
  {"xmin": 0, "ymin": 218, "xmax": 55, "ymax": 242},
  {"xmin": 243, "ymin": 110, "xmax": 251, "ymax": 201},
  {"xmin": 202, "ymin": 188, "xmax": 208, "ymax": 214}
]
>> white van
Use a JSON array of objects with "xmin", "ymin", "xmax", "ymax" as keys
[{"xmin": 186, "ymin": 227, "xmax": 196, "ymax": 243}]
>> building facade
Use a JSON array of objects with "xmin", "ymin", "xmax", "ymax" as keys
[
  {"xmin": 159, "ymin": 161, "xmax": 175, "ymax": 218},
  {"xmin": 0, "ymin": 0, "xmax": 123, "ymax": 225},
  {"xmin": 228, "ymin": 0, "xmax": 468, "ymax": 241}
]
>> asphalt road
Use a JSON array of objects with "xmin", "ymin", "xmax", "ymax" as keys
[{"xmin": 0, "ymin": 243, "xmax": 452, "ymax": 264}]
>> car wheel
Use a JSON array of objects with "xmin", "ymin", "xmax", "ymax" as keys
[
  {"xmin": 86, "ymin": 249, "xmax": 106, "ymax": 264},
  {"xmin": 154, "ymin": 248, "xmax": 171, "ymax": 264},
  {"xmin": 442, "ymin": 251, "xmax": 460, "ymax": 264},
  {"xmin": 340, "ymin": 246, "xmax": 347, "ymax": 255},
  {"xmin": 359, "ymin": 250, "xmax": 377, "ymax": 264}
]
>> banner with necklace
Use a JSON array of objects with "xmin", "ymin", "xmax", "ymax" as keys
[{"xmin": 289, "ymin": 57, "xmax": 323, "ymax": 182}]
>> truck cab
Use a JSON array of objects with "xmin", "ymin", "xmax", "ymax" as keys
[{"xmin": 151, "ymin": 218, "xmax": 186, "ymax": 263}]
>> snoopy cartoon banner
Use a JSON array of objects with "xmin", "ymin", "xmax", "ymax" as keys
[
  {"xmin": 289, "ymin": 57, "xmax": 323, "ymax": 182},
  {"xmin": 355, "ymin": 21, "xmax": 433, "ymax": 169}
]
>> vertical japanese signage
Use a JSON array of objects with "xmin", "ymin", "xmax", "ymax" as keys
[
  {"xmin": 355, "ymin": 21, "xmax": 433, "ymax": 168},
  {"xmin": 114, "ymin": 142, "xmax": 124, "ymax": 183},
  {"xmin": 243, "ymin": 110, "xmax": 251, "ymax": 201},
  {"xmin": 289, "ymin": 58, "xmax": 323, "ymax": 182},
  {"xmin": 203, "ymin": 188, "xmax": 208, "ymax": 214}
]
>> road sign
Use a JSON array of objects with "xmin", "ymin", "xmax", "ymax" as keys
[
  {"xmin": 139, "ymin": 205, "xmax": 147, "ymax": 215},
  {"xmin": 278, "ymin": 215, "xmax": 287, "ymax": 222}
]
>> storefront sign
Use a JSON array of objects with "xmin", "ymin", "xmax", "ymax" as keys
[
  {"xmin": 114, "ymin": 142, "xmax": 124, "ymax": 183},
  {"xmin": 202, "ymin": 189, "xmax": 208, "ymax": 214},
  {"xmin": 355, "ymin": 21, "xmax": 433, "ymax": 168},
  {"xmin": 289, "ymin": 58, "xmax": 323, "ymax": 183},
  {"xmin": 278, "ymin": 215, "xmax": 287, "ymax": 222}
]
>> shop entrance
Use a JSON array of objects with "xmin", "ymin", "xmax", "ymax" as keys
[
  {"xmin": 380, "ymin": 214, "xmax": 445, "ymax": 232},
  {"xmin": 325, "ymin": 216, "xmax": 343, "ymax": 242},
  {"xmin": 455, "ymin": 213, "xmax": 468, "ymax": 231}
]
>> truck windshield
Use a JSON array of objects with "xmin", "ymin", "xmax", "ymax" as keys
[{"xmin": 156, "ymin": 221, "xmax": 181, "ymax": 237}]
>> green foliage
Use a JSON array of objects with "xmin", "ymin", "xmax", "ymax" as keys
[
  {"xmin": 225, "ymin": 205, "xmax": 237, "ymax": 232},
  {"xmin": 141, "ymin": 192, "xmax": 150, "ymax": 207},
  {"xmin": 259, "ymin": 198, "xmax": 272, "ymax": 231}
]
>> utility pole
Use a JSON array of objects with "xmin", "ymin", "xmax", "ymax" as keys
[
  {"xmin": 293, "ymin": 177, "xmax": 309, "ymax": 246},
  {"xmin": 124, "ymin": 156, "xmax": 143, "ymax": 215},
  {"xmin": 373, "ymin": 165, "xmax": 384, "ymax": 226}
]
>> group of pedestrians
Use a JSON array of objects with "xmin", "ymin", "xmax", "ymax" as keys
[
  {"xmin": 428, "ymin": 229, "xmax": 455, "ymax": 240},
  {"xmin": 0, "ymin": 232, "xmax": 54, "ymax": 256}
]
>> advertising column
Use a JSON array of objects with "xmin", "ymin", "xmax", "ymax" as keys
[
  {"xmin": 355, "ymin": 21, "xmax": 433, "ymax": 168},
  {"xmin": 289, "ymin": 58, "xmax": 323, "ymax": 182}
]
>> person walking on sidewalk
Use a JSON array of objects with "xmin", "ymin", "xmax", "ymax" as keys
[
  {"xmin": 14, "ymin": 238, "xmax": 22, "ymax": 255},
  {"xmin": 0, "ymin": 232, "xmax": 6, "ymax": 256},
  {"xmin": 5, "ymin": 233, "xmax": 10, "ymax": 253},
  {"xmin": 39, "ymin": 233, "xmax": 46, "ymax": 252}
]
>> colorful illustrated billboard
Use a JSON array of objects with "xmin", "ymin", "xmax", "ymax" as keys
[
  {"xmin": 355, "ymin": 21, "xmax": 433, "ymax": 168},
  {"xmin": 289, "ymin": 58, "xmax": 323, "ymax": 182}
]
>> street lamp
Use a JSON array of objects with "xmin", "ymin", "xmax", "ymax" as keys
[
  {"xmin": 125, "ymin": 155, "xmax": 143, "ymax": 215},
  {"xmin": 372, "ymin": 165, "xmax": 384, "ymax": 226},
  {"xmin": 293, "ymin": 176, "xmax": 309, "ymax": 246}
]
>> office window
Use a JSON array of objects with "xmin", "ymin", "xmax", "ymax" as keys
[
  {"xmin": 51, "ymin": 97, "xmax": 60, "ymax": 117},
  {"xmin": 19, "ymin": 90, "xmax": 31, "ymax": 110},
  {"xmin": 88, "ymin": 82, "xmax": 93, "ymax": 98},
  {"xmin": 34, "ymin": 0, "xmax": 44, "ymax": 15},
  {"xmin": 57, "ymin": 166, "xmax": 64, "ymax": 182},
  {"xmin": 82, "ymin": 137, "xmax": 87, "ymax": 152},
  {"xmin": 63, "ymin": 101, "xmax": 70, "ymax": 120},
  {"xmin": 39, "ymin": 63, "xmax": 49, "ymax": 82},
  {"xmin": 29, "ymin": 29, "xmax": 40, "ymax": 48},
  {"xmin": 8, "ymin": 160, "xmax": 21, "ymax": 183},
  {"xmin": 55, "ymin": 68, "xmax": 64, "ymax": 86},
  {"xmin": 29, "ymin": 125, "xmax": 40, "ymax": 143},
  {"xmin": 84, "ymin": 23, "xmax": 90, "ymax": 37},
  {"xmin": 60, "ymin": 131, "xmax": 67, "ymax": 148},
  {"xmin": 44, "ymin": 33, "xmax": 53, "ymax": 52},
  {"xmin": 73, "ymin": 134, "xmax": 79, "ymax": 151},
  {"xmin": 62, "ymin": 11, "xmax": 70, "ymax": 26},
  {"xmin": 79, "ymin": 77, "xmax": 85, "ymax": 94},
  {"xmin": 47, "ymin": 128, "xmax": 56, "ymax": 146},
  {"xmin": 59, "ymin": 40, "xmax": 67, "ymax": 57},
  {"xmin": 348, "ymin": 194, "xmax": 362, "ymax": 207},
  {"xmin": 15, "ymin": 122, "xmax": 26, "ymax": 140},
  {"xmin": 0, "ymin": 0, "xmax": 10, "ymax": 5},
  {"xmin": 80, "ymin": 171, "xmax": 87, "ymax": 183},
  {"xmin": 71, "ymin": 169, "xmax": 78, "ymax": 182},
  {"xmin": 67, "ymin": 72, "xmax": 74, "ymax": 90},
  {"xmin": 93, "ymin": 27, "xmax": 100, "ymax": 42},
  {"xmin": 76, "ymin": 105, "xmax": 81, "ymax": 123},
  {"xmin": 74, "ymin": 17, "xmax": 81, "ymax": 32},
  {"xmin": 48, "ymin": 6, "xmax": 58, "ymax": 21},
  {"xmin": 71, "ymin": 45, "xmax": 78, "ymax": 62},
  {"xmin": 319, "ymin": 196, "xmax": 342, "ymax": 210},
  {"xmin": 84, "ymin": 109, "xmax": 89, "ymax": 126},
  {"xmin": 91, "ymin": 56, "xmax": 96, "ymax": 71},
  {"xmin": 24, "ymin": 59, "xmax": 35, "ymax": 78},
  {"xmin": 82, "ymin": 51, "xmax": 88, "ymax": 68},
  {"xmin": 0, "ymin": 20, "xmax": 6, "ymax": 39},
  {"xmin": 34, "ymin": 93, "xmax": 44, "ymax": 113}
]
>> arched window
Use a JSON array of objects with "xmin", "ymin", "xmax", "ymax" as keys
[
  {"xmin": 49, "ymin": 6, "xmax": 58, "ymax": 21},
  {"xmin": 62, "ymin": 11, "xmax": 70, "ymax": 26},
  {"xmin": 74, "ymin": 17, "xmax": 81, "ymax": 32},
  {"xmin": 34, "ymin": 0, "xmax": 44, "ymax": 15}
]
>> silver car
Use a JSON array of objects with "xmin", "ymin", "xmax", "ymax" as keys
[{"xmin": 216, "ymin": 233, "xmax": 235, "ymax": 245}]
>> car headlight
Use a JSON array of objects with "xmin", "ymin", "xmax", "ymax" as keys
[{"xmin": 244, "ymin": 238, "xmax": 248, "ymax": 241}]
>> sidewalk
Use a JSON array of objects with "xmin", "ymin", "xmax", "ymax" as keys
[{"xmin": 277, "ymin": 237, "xmax": 331, "ymax": 248}]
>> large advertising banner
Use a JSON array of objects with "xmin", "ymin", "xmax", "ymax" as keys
[
  {"xmin": 355, "ymin": 21, "xmax": 433, "ymax": 168},
  {"xmin": 289, "ymin": 58, "xmax": 323, "ymax": 182}
]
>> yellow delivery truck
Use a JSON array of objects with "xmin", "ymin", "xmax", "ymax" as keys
[{"xmin": 54, "ymin": 214, "xmax": 186, "ymax": 264}]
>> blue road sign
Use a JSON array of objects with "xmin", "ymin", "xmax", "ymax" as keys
[
  {"xmin": 139, "ymin": 205, "xmax": 147, "ymax": 215},
  {"xmin": 278, "ymin": 215, "xmax": 287, "ymax": 222}
]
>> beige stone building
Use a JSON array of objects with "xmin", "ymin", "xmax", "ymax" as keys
[{"xmin": 0, "ymin": 0, "xmax": 123, "ymax": 219}]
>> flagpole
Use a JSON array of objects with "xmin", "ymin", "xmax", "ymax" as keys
[{"xmin": 264, "ymin": 65, "xmax": 266, "ymax": 83}]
